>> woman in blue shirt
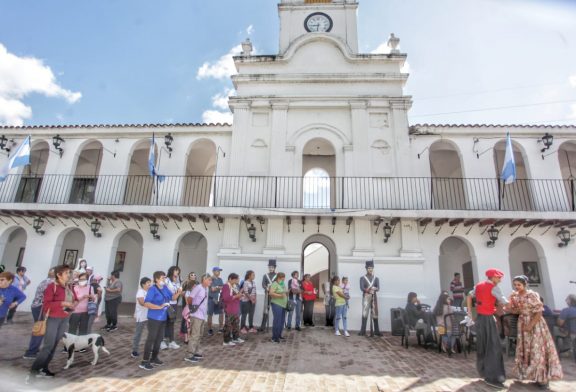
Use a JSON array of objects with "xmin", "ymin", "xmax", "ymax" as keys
[
  {"xmin": 139, "ymin": 271, "xmax": 178, "ymax": 371},
  {"xmin": 0, "ymin": 271, "xmax": 26, "ymax": 329}
]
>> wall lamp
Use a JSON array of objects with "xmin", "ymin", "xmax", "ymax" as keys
[
  {"xmin": 557, "ymin": 227, "xmax": 571, "ymax": 248},
  {"xmin": 539, "ymin": 133, "xmax": 553, "ymax": 153},
  {"xmin": 486, "ymin": 225, "xmax": 499, "ymax": 248},
  {"xmin": 164, "ymin": 133, "xmax": 174, "ymax": 157},
  {"xmin": 52, "ymin": 134, "xmax": 65, "ymax": 157},
  {"xmin": 90, "ymin": 219, "xmax": 102, "ymax": 238},
  {"xmin": 248, "ymin": 223, "xmax": 257, "ymax": 242},
  {"xmin": 149, "ymin": 219, "xmax": 160, "ymax": 240},
  {"xmin": 383, "ymin": 222, "xmax": 392, "ymax": 243},
  {"xmin": 0, "ymin": 135, "xmax": 12, "ymax": 154},
  {"xmin": 33, "ymin": 216, "xmax": 45, "ymax": 235}
]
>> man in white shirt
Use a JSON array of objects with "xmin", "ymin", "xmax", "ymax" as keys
[{"xmin": 131, "ymin": 277, "xmax": 151, "ymax": 358}]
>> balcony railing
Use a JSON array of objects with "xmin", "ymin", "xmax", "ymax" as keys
[{"xmin": 0, "ymin": 174, "xmax": 574, "ymax": 212}]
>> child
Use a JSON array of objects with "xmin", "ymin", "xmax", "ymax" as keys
[
  {"xmin": 341, "ymin": 277, "xmax": 350, "ymax": 308},
  {"xmin": 132, "ymin": 277, "xmax": 152, "ymax": 358}
]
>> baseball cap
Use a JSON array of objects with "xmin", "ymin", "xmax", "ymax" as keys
[{"xmin": 212, "ymin": 266, "xmax": 223, "ymax": 272}]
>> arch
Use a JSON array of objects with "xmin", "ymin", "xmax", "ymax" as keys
[
  {"xmin": 429, "ymin": 140, "xmax": 467, "ymax": 210},
  {"xmin": 508, "ymin": 237, "xmax": 553, "ymax": 305},
  {"xmin": 182, "ymin": 139, "xmax": 217, "ymax": 206},
  {"xmin": 493, "ymin": 139, "xmax": 533, "ymax": 210},
  {"xmin": 175, "ymin": 231, "xmax": 208, "ymax": 276},
  {"xmin": 53, "ymin": 227, "xmax": 86, "ymax": 268},
  {"xmin": 301, "ymin": 138, "xmax": 337, "ymax": 208},
  {"xmin": 110, "ymin": 229, "xmax": 144, "ymax": 303},
  {"xmin": 69, "ymin": 140, "xmax": 103, "ymax": 204},
  {"xmin": 438, "ymin": 236, "xmax": 478, "ymax": 302},
  {"xmin": 289, "ymin": 123, "xmax": 351, "ymax": 148},
  {"xmin": 303, "ymin": 168, "xmax": 331, "ymax": 208},
  {"xmin": 282, "ymin": 33, "xmax": 355, "ymax": 61},
  {"xmin": 558, "ymin": 141, "xmax": 576, "ymax": 210},
  {"xmin": 0, "ymin": 226, "xmax": 27, "ymax": 271},
  {"xmin": 15, "ymin": 140, "xmax": 50, "ymax": 203},
  {"xmin": 124, "ymin": 139, "xmax": 157, "ymax": 205},
  {"xmin": 302, "ymin": 234, "xmax": 337, "ymax": 309}
]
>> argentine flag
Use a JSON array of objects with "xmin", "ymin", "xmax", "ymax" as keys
[
  {"xmin": 148, "ymin": 134, "xmax": 164, "ymax": 182},
  {"xmin": 0, "ymin": 136, "xmax": 31, "ymax": 182},
  {"xmin": 501, "ymin": 132, "xmax": 516, "ymax": 185}
]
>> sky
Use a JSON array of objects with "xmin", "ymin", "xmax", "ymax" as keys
[{"xmin": 0, "ymin": 0, "xmax": 575, "ymax": 127}]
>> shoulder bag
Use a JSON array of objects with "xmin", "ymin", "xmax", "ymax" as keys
[
  {"xmin": 32, "ymin": 284, "xmax": 56, "ymax": 337},
  {"xmin": 87, "ymin": 285, "xmax": 98, "ymax": 315}
]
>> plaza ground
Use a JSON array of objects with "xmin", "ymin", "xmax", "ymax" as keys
[{"xmin": 0, "ymin": 312, "xmax": 574, "ymax": 392}]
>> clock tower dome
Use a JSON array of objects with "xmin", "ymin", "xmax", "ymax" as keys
[{"xmin": 279, "ymin": 0, "xmax": 359, "ymax": 54}]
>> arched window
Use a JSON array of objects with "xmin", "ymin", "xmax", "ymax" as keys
[
  {"xmin": 429, "ymin": 141, "xmax": 466, "ymax": 210},
  {"xmin": 558, "ymin": 141, "xmax": 576, "ymax": 210},
  {"xmin": 303, "ymin": 168, "xmax": 330, "ymax": 208}
]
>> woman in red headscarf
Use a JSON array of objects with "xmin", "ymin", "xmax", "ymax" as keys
[{"xmin": 467, "ymin": 268, "xmax": 509, "ymax": 389}]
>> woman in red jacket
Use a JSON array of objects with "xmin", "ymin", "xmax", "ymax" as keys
[
  {"xmin": 301, "ymin": 274, "xmax": 316, "ymax": 327},
  {"xmin": 29, "ymin": 265, "xmax": 77, "ymax": 380}
]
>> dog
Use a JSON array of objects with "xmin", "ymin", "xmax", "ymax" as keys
[{"xmin": 61, "ymin": 332, "xmax": 110, "ymax": 369}]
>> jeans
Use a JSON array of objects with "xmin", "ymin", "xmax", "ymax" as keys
[
  {"xmin": 286, "ymin": 298, "xmax": 302, "ymax": 328},
  {"xmin": 24, "ymin": 306, "xmax": 44, "ymax": 357},
  {"xmin": 6, "ymin": 305, "xmax": 17, "ymax": 321},
  {"xmin": 452, "ymin": 297, "xmax": 463, "ymax": 307},
  {"xmin": 187, "ymin": 317, "xmax": 205, "ymax": 355},
  {"xmin": 303, "ymin": 300, "xmax": 314, "ymax": 325},
  {"xmin": 271, "ymin": 303, "xmax": 285, "ymax": 342},
  {"xmin": 105, "ymin": 297, "xmax": 121, "ymax": 327},
  {"xmin": 132, "ymin": 321, "xmax": 147, "ymax": 353},
  {"xmin": 240, "ymin": 301, "xmax": 255, "ymax": 329},
  {"xmin": 143, "ymin": 319, "xmax": 166, "ymax": 362},
  {"xmin": 31, "ymin": 317, "xmax": 69, "ymax": 372},
  {"xmin": 68, "ymin": 312, "xmax": 89, "ymax": 335},
  {"xmin": 334, "ymin": 305, "xmax": 348, "ymax": 332}
]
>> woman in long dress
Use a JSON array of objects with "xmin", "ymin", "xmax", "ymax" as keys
[{"xmin": 508, "ymin": 275, "xmax": 563, "ymax": 389}]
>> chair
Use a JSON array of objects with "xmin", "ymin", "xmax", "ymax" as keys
[
  {"xmin": 392, "ymin": 308, "xmax": 420, "ymax": 348},
  {"xmin": 502, "ymin": 314, "xmax": 519, "ymax": 357},
  {"xmin": 556, "ymin": 316, "xmax": 576, "ymax": 362},
  {"xmin": 464, "ymin": 322, "xmax": 476, "ymax": 355},
  {"xmin": 439, "ymin": 312, "xmax": 467, "ymax": 357}
]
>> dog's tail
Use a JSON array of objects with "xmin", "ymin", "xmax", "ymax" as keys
[{"xmin": 96, "ymin": 336, "xmax": 111, "ymax": 355}]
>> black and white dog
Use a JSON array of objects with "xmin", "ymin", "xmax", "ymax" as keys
[{"xmin": 62, "ymin": 333, "xmax": 110, "ymax": 369}]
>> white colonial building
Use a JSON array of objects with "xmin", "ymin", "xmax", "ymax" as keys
[{"xmin": 1, "ymin": 0, "xmax": 575, "ymax": 330}]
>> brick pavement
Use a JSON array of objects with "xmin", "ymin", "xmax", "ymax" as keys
[{"xmin": 0, "ymin": 313, "xmax": 574, "ymax": 392}]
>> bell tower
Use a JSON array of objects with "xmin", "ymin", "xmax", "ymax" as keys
[{"xmin": 278, "ymin": 0, "xmax": 359, "ymax": 54}]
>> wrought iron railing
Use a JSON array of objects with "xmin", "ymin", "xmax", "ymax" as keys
[{"xmin": 0, "ymin": 174, "xmax": 574, "ymax": 212}]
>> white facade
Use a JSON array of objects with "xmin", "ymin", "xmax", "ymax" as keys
[{"xmin": 1, "ymin": 0, "xmax": 575, "ymax": 331}]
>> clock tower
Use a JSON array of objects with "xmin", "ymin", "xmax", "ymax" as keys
[{"xmin": 279, "ymin": 0, "xmax": 359, "ymax": 54}]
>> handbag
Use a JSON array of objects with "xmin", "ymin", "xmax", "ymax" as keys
[
  {"xmin": 189, "ymin": 295, "xmax": 206, "ymax": 314},
  {"xmin": 87, "ymin": 286, "xmax": 98, "ymax": 315},
  {"xmin": 286, "ymin": 300, "xmax": 295, "ymax": 312},
  {"xmin": 32, "ymin": 309, "xmax": 50, "ymax": 337},
  {"xmin": 167, "ymin": 305, "xmax": 176, "ymax": 321}
]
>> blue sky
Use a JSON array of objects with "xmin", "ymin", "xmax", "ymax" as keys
[{"xmin": 0, "ymin": 0, "xmax": 575, "ymax": 127}]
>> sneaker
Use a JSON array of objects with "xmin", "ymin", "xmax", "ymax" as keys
[
  {"xmin": 249, "ymin": 328, "xmax": 258, "ymax": 333},
  {"xmin": 295, "ymin": 326, "xmax": 301, "ymax": 331},
  {"xmin": 131, "ymin": 351, "xmax": 139, "ymax": 358},
  {"xmin": 217, "ymin": 328, "xmax": 224, "ymax": 334},
  {"xmin": 483, "ymin": 379, "xmax": 505, "ymax": 389},
  {"xmin": 150, "ymin": 358, "xmax": 164, "ymax": 367},
  {"xmin": 193, "ymin": 353, "xmax": 204, "ymax": 359},
  {"xmin": 184, "ymin": 356, "xmax": 200, "ymax": 363},
  {"xmin": 101, "ymin": 325, "xmax": 110, "ymax": 330},
  {"xmin": 160, "ymin": 341, "xmax": 168, "ymax": 350},
  {"xmin": 108, "ymin": 326, "xmax": 118, "ymax": 332},
  {"xmin": 22, "ymin": 354, "xmax": 36, "ymax": 360},
  {"xmin": 240, "ymin": 327, "xmax": 248, "ymax": 334},
  {"xmin": 78, "ymin": 348, "xmax": 87, "ymax": 353},
  {"xmin": 335, "ymin": 330, "xmax": 341, "ymax": 336},
  {"xmin": 38, "ymin": 369, "xmax": 55, "ymax": 378},
  {"xmin": 168, "ymin": 341, "xmax": 180, "ymax": 349},
  {"xmin": 271, "ymin": 339, "xmax": 280, "ymax": 343},
  {"xmin": 279, "ymin": 336, "xmax": 286, "ymax": 340},
  {"xmin": 208, "ymin": 329, "xmax": 214, "ymax": 336},
  {"xmin": 139, "ymin": 361, "xmax": 153, "ymax": 371},
  {"xmin": 232, "ymin": 338, "xmax": 245, "ymax": 344},
  {"xmin": 286, "ymin": 326, "xmax": 291, "ymax": 330},
  {"xmin": 344, "ymin": 330, "xmax": 350, "ymax": 337},
  {"xmin": 61, "ymin": 347, "xmax": 68, "ymax": 353},
  {"xmin": 223, "ymin": 341, "xmax": 236, "ymax": 346}
]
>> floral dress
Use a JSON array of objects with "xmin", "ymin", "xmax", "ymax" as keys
[{"xmin": 509, "ymin": 290, "xmax": 563, "ymax": 384}]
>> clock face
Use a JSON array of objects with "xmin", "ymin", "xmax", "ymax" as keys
[{"xmin": 304, "ymin": 12, "xmax": 333, "ymax": 33}]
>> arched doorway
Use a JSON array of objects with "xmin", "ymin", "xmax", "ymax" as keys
[
  {"xmin": 183, "ymin": 139, "xmax": 216, "ymax": 206},
  {"xmin": 69, "ymin": 140, "xmax": 103, "ymax": 204},
  {"xmin": 509, "ymin": 238, "xmax": 553, "ymax": 305},
  {"xmin": 55, "ymin": 228, "xmax": 86, "ymax": 268},
  {"xmin": 302, "ymin": 138, "xmax": 336, "ymax": 208},
  {"xmin": 112, "ymin": 230, "xmax": 144, "ymax": 304},
  {"xmin": 0, "ymin": 227, "xmax": 27, "ymax": 271},
  {"xmin": 124, "ymin": 140, "xmax": 157, "ymax": 205},
  {"xmin": 429, "ymin": 140, "xmax": 466, "ymax": 210},
  {"xmin": 439, "ymin": 237, "xmax": 477, "ymax": 296},
  {"xmin": 558, "ymin": 141, "xmax": 576, "ymax": 210},
  {"xmin": 176, "ymin": 232, "xmax": 208, "ymax": 276},
  {"xmin": 15, "ymin": 141, "xmax": 49, "ymax": 203},
  {"xmin": 493, "ymin": 140, "xmax": 533, "ymax": 210}
]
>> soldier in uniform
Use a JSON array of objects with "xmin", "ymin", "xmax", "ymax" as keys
[
  {"xmin": 359, "ymin": 260, "xmax": 381, "ymax": 337},
  {"xmin": 258, "ymin": 259, "xmax": 277, "ymax": 332}
]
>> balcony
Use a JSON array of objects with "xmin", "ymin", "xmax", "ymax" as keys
[{"xmin": 0, "ymin": 174, "xmax": 574, "ymax": 212}]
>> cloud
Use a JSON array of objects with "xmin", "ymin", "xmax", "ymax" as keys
[
  {"xmin": 246, "ymin": 25, "xmax": 254, "ymax": 36},
  {"xmin": 201, "ymin": 110, "xmax": 233, "ymax": 124},
  {"xmin": 568, "ymin": 104, "xmax": 576, "ymax": 119},
  {"xmin": 570, "ymin": 75, "xmax": 576, "ymax": 88},
  {"xmin": 196, "ymin": 45, "xmax": 242, "ymax": 80},
  {"xmin": 0, "ymin": 43, "xmax": 81, "ymax": 125},
  {"xmin": 211, "ymin": 88, "xmax": 234, "ymax": 110}
]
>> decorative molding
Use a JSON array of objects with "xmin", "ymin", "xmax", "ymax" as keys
[{"xmin": 251, "ymin": 139, "xmax": 268, "ymax": 148}]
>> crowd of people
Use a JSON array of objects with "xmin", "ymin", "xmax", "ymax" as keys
[{"xmin": 0, "ymin": 259, "xmax": 575, "ymax": 390}]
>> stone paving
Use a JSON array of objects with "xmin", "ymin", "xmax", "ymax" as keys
[{"xmin": 0, "ymin": 313, "xmax": 574, "ymax": 392}]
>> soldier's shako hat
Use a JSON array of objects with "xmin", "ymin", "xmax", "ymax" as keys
[
  {"xmin": 365, "ymin": 260, "xmax": 374, "ymax": 269},
  {"xmin": 268, "ymin": 259, "xmax": 277, "ymax": 267}
]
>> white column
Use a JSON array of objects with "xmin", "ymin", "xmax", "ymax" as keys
[
  {"xmin": 400, "ymin": 219, "xmax": 423, "ymax": 258},
  {"xmin": 269, "ymin": 102, "xmax": 289, "ymax": 176},
  {"xmin": 352, "ymin": 218, "xmax": 374, "ymax": 257},
  {"xmin": 220, "ymin": 216, "xmax": 240, "ymax": 254},
  {"xmin": 264, "ymin": 217, "xmax": 285, "ymax": 254},
  {"xmin": 350, "ymin": 101, "xmax": 369, "ymax": 176}
]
